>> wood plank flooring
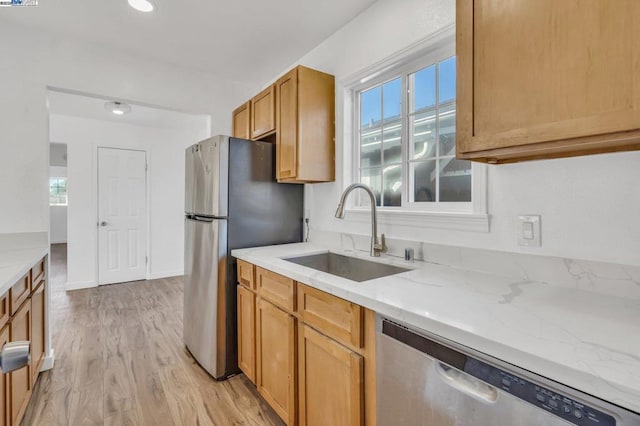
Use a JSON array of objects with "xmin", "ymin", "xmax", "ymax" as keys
[{"xmin": 22, "ymin": 244, "xmax": 283, "ymax": 426}]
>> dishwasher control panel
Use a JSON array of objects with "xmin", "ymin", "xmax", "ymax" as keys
[{"xmin": 464, "ymin": 357, "xmax": 616, "ymax": 426}]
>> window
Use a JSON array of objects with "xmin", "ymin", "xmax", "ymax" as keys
[
  {"xmin": 355, "ymin": 54, "xmax": 472, "ymax": 210},
  {"xmin": 49, "ymin": 177, "xmax": 68, "ymax": 206}
]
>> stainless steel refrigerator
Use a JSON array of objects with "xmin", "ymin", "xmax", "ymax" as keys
[{"xmin": 184, "ymin": 135, "xmax": 303, "ymax": 380}]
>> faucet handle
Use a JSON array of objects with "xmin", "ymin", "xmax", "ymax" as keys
[{"xmin": 377, "ymin": 234, "xmax": 387, "ymax": 254}]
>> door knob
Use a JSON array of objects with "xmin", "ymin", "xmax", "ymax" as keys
[
  {"xmin": 100, "ymin": 221, "xmax": 108, "ymax": 227},
  {"xmin": 0, "ymin": 341, "xmax": 30, "ymax": 373}
]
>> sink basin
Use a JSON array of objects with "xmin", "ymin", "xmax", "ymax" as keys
[{"xmin": 283, "ymin": 252, "xmax": 409, "ymax": 282}]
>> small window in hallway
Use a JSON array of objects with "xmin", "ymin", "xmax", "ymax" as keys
[{"xmin": 49, "ymin": 177, "xmax": 68, "ymax": 206}]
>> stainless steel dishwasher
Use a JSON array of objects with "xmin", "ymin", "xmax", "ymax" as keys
[{"xmin": 376, "ymin": 316, "xmax": 640, "ymax": 426}]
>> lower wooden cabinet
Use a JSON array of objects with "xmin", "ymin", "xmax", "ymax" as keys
[
  {"xmin": 238, "ymin": 261, "xmax": 375, "ymax": 426},
  {"xmin": 298, "ymin": 325, "xmax": 363, "ymax": 426},
  {"xmin": 237, "ymin": 285, "xmax": 256, "ymax": 383},
  {"xmin": 10, "ymin": 299, "xmax": 31, "ymax": 426},
  {"xmin": 0, "ymin": 325, "xmax": 9, "ymax": 426},
  {"xmin": 256, "ymin": 298, "xmax": 296, "ymax": 425},
  {"xmin": 30, "ymin": 282, "xmax": 45, "ymax": 386}
]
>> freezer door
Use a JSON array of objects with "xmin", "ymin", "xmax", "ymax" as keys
[
  {"xmin": 185, "ymin": 144, "xmax": 196, "ymax": 214},
  {"xmin": 184, "ymin": 216, "xmax": 228, "ymax": 379},
  {"xmin": 192, "ymin": 136, "xmax": 229, "ymax": 217}
]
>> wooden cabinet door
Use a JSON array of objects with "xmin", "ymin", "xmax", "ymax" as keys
[
  {"xmin": 251, "ymin": 85, "xmax": 276, "ymax": 139},
  {"xmin": 232, "ymin": 101, "xmax": 251, "ymax": 139},
  {"xmin": 298, "ymin": 325, "xmax": 363, "ymax": 426},
  {"xmin": 237, "ymin": 286, "xmax": 256, "ymax": 383},
  {"xmin": 10, "ymin": 299, "xmax": 31, "ymax": 426},
  {"xmin": 31, "ymin": 281, "xmax": 45, "ymax": 385},
  {"xmin": 276, "ymin": 68, "xmax": 298, "ymax": 181},
  {"xmin": 0, "ymin": 325, "xmax": 8, "ymax": 426},
  {"xmin": 458, "ymin": 0, "xmax": 640, "ymax": 162},
  {"xmin": 256, "ymin": 298, "xmax": 296, "ymax": 425}
]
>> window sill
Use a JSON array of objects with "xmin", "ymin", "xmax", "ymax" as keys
[{"xmin": 343, "ymin": 208, "xmax": 490, "ymax": 233}]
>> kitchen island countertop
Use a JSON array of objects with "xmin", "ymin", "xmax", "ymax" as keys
[{"xmin": 0, "ymin": 232, "xmax": 49, "ymax": 295}]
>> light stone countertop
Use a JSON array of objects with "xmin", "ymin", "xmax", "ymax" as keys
[
  {"xmin": 0, "ymin": 232, "xmax": 49, "ymax": 295},
  {"xmin": 232, "ymin": 242, "xmax": 640, "ymax": 414}
]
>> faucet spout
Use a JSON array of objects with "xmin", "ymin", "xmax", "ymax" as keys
[{"xmin": 335, "ymin": 183, "xmax": 386, "ymax": 257}]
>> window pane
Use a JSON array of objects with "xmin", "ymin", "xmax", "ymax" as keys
[
  {"xmin": 383, "ymin": 78, "xmax": 401, "ymax": 121},
  {"xmin": 438, "ymin": 57, "xmax": 456, "ymax": 103},
  {"xmin": 412, "ymin": 109, "xmax": 436, "ymax": 159},
  {"xmin": 411, "ymin": 160, "xmax": 436, "ymax": 203},
  {"xmin": 382, "ymin": 119, "xmax": 402, "ymax": 164},
  {"xmin": 360, "ymin": 86, "xmax": 381, "ymax": 129},
  {"xmin": 439, "ymin": 159, "xmax": 471, "ymax": 202},
  {"xmin": 360, "ymin": 128, "xmax": 381, "ymax": 167},
  {"xmin": 413, "ymin": 65, "xmax": 436, "ymax": 111},
  {"xmin": 360, "ymin": 167, "xmax": 381, "ymax": 207},
  {"xmin": 438, "ymin": 103, "xmax": 456, "ymax": 156},
  {"xmin": 382, "ymin": 164, "xmax": 402, "ymax": 207}
]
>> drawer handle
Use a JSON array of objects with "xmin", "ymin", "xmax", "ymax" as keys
[
  {"xmin": 0, "ymin": 341, "xmax": 30, "ymax": 374},
  {"xmin": 437, "ymin": 363, "xmax": 498, "ymax": 404}
]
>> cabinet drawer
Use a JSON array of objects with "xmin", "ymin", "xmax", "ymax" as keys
[
  {"xmin": 30, "ymin": 257, "xmax": 45, "ymax": 290},
  {"xmin": 298, "ymin": 284, "xmax": 363, "ymax": 349},
  {"xmin": 0, "ymin": 291, "xmax": 9, "ymax": 330},
  {"xmin": 256, "ymin": 267, "xmax": 296, "ymax": 312},
  {"xmin": 237, "ymin": 260, "xmax": 255, "ymax": 290},
  {"xmin": 10, "ymin": 274, "xmax": 30, "ymax": 316}
]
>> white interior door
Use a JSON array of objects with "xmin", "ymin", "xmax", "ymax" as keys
[{"xmin": 98, "ymin": 148, "xmax": 147, "ymax": 285}]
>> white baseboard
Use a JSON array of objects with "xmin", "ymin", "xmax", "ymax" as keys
[
  {"xmin": 65, "ymin": 280, "xmax": 96, "ymax": 291},
  {"xmin": 148, "ymin": 270, "xmax": 184, "ymax": 280},
  {"xmin": 41, "ymin": 350, "xmax": 55, "ymax": 371}
]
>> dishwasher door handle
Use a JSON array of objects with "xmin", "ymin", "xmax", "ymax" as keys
[{"xmin": 437, "ymin": 362, "xmax": 498, "ymax": 404}]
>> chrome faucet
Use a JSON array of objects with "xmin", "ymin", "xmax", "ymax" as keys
[{"xmin": 335, "ymin": 183, "xmax": 387, "ymax": 257}]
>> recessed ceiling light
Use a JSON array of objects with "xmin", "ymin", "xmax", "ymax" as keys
[
  {"xmin": 105, "ymin": 101, "xmax": 132, "ymax": 115},
  {"xmin": 128, "ymin": 0, "xmax": 155, "ymax": 13}
]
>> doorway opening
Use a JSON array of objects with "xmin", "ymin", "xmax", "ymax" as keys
[
  {"xmin": 47, "ymin": 88, "xmax": 210, "ymax": 291},
  {"xmin": 49, "ymin": 142, "xmax": 68, "ymax": 293}
]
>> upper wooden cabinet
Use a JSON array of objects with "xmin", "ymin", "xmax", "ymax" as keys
[
  {"xmin": 232, "ymin": 101, "xmax": 251, "ymax": 140},
  {"xmin": 251, "ymin": 85, "xmax": 276, "ymax": 139},
  {"xmin": 457, "ymin": 0, "xmax": 640, "ymax": 163},
  {"xmin": 276, "ymin": 66, "xmax": 335, "ymax": 183}
]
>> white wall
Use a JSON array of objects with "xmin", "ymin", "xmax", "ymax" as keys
[
  {"xmin": 266, "ymin": 0, "xmax": 640, "ymax": 266},
  {"xmin": 49, "ymin": 165, "xmax": 67, "ymax": 244},
  {"xmin": 0, "ymin": 20, "xmax": 259, "ymax": 235},
  {"xmin": 50, "ymin": 113, "xmax": 209, "ymax": 289}
]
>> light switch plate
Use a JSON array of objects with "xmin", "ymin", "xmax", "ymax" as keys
[{"xmin": 518, "ymin": 215, "xmax": 541, "ymax": 247}]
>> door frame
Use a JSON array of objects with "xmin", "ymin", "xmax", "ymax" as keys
[{"xmin": 95, "ymin": 146, "xmax": 150, "ymax": 285}]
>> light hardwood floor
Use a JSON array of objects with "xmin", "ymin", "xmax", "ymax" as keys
[{"xmin": 22, "ymin": 244, "xmax": 283, "ymax": 426}]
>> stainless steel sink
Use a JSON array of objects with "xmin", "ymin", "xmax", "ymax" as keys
[{"xmin": 283, "ymin": 252, "xmax": 409, "ymax": 282}]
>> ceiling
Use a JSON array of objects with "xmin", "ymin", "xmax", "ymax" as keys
[
  {"xmin": 0, "ymin": 0, "xmax": 376, "ymax": 83},
  {"xmin": 48, "ymin": 90, "xmax": 210, "ymax": 129}
]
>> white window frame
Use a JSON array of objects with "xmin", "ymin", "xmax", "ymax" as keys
[{"xmin": 341, "ymin": 25, "xmax": 488, "ymax": 232}]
